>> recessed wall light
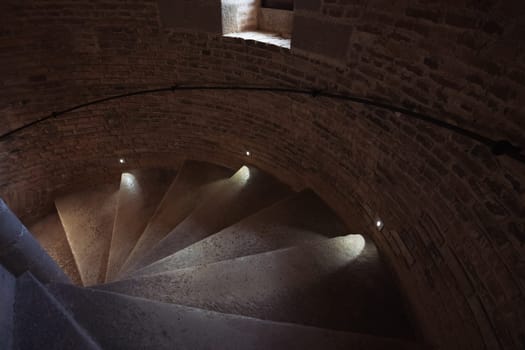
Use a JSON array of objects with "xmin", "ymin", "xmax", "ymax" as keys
[
  {"xmin": 375, "ymin": 219, "xmax": 384, "ymax": 231},
  {"xmin": 245, "ymin": 151, "xmax": 251, "ymax": 156},
  {"xmin": 119, "ymin": 158, "xmax": 125, "ymax": 164}
]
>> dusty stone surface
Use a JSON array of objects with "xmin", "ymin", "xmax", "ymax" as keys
[
  {"xmin": 0, "ymin": 200, "xmax": 70, "ymax": 284},
  {"xmin": 130, "ymin": 190, "xmax": 347, "ymax": 277},
  {"xmin": 224, "ymin": 30, "xmax": 291, "ymax": 47},
  {"xmin": 30, "ymin": 212, "xmax": 83, "ymax": 285},
  {"xmin": 132, "ymin": 166, "xmax": 291, "ymax": 270},
  {"xmin": 14, "ymin": 273, "xmax": 100, "ymax": 350},
  {"xmin": 105, "ymin": 168, "xmax": 175, "ymax": 282},
  {"xmin": 100, "ymin": 235, "xmax": 414, "ymax": 339},
  {"xmin": 120, "ymin": 161, "xmax": 233, "ymax": 276},
  {"xmin": 51, "ymin": 282, "xmax": 423, "ymax": 350},
  {"xmin": 0, "ymin": 265, "xmax": 15, "ymax": 350},
  {"xmin": 56, "ymin": 184, "xmax": 119, "ymax": 286}
]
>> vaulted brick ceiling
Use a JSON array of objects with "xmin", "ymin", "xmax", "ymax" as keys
[{"xmin": 0, "ymin": 1, "xmax": 524, "ymax": 349}]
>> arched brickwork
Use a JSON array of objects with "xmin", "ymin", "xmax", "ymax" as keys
[{"xmin": 0, "ymin": 1, "xmax": 524, "ymax": 349}]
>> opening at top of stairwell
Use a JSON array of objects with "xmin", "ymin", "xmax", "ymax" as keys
[{"xmin": 222, "ymin": 0, "xmax": 293, "ymax": 49}]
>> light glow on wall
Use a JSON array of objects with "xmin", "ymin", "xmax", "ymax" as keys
[{"xmin": 235, "ymin": 165, "xmax": 251, "ymax": 184}]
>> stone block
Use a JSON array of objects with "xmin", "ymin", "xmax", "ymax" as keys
[
  {"xmin": 292, "ymin": 15, "xmax": 351, "ymax": 61},
  {"xmin": 158, "ymin": 0, "xmax": 222, "ymax": 33},
  {"xmin": 0, "ymin": 265, "xmax": 15, "ymax": 350},
  {"xmin": 295, "ymin": 0, "xmax": 321, "ymax": 11}
]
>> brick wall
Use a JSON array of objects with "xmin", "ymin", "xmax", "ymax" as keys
[
  {"xmin": 0, "ymin": 1, "xmax": 524, "ymax": 349},
  {"xmin": 158, "ymin": 0, "xmax": 222, "ymax": 33}
]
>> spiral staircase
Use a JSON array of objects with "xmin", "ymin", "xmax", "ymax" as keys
[{"xmin": 1, "ymin": 160, "xmax": 425, "ymax": 349}]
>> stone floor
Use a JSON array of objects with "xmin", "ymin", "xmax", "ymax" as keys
[{"xmin": 224, "ymin": 31, "xmax": 291, "ymax": 48}]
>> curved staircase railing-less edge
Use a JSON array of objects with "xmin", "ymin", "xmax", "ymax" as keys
[
  {"xmin": 0, "ymin": 84, "xmax": 523, "ymax": 165},
  {"xmin": 0, "ymin": 160, "xmax": 427, "ymax": 349}
]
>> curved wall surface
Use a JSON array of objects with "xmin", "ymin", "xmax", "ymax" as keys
[{"xmin": 1, "ymin": 1, "xmax": 524, "ymax": 349}]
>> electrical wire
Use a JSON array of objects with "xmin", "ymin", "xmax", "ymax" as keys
[{"xmin": 1, "ymin": 84, "xmax": 523, "ymax": 164}]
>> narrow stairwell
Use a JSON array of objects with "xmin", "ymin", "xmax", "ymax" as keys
[{"xmin": 3, "ymin": 161, "xmax": 426, "ymax": 349}]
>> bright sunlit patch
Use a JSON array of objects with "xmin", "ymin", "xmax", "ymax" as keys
[
  {"xmin": 235, "ymin": 165, "xmax": 251, "ymax": 184},
  {"xmin": 122, "ymin": 172, "xmax": 135, "ymax": 187},
  {"xmin": 345, "ymin": 234, "xmax": 366, "ymax": 256},
  {"xmin": 122, "ymin": 172, "xmax": 141, "ymax": 195},
  {"xmin": 332, "ymin": 234, "xmax": 366, "ymax": 264},
  {"xmin": 354, "ymin": 234, "xmax": 366, "ymax": 255}
]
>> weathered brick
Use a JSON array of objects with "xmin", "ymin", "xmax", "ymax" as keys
[
  {"xmin": 292, "ymin": 15, "xmax": 352, "ymax": 61},
  {"xmin": 0, "ymin": 2, "xmax": 524, "ymax": 350},
  {"xmin": 296, "ymin": 0, "xmax": 321, "ymax": 11}
]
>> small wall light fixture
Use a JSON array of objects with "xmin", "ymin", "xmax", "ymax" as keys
[
  {"xmin": 245, "ymin": 151, "xmax": 251, "ymax": 156},
  {"xmin": 375, "ymin": 219, "xmax": 384, "ymax": 231},
  {"xmin": 119, "ymin": 158, "xmax": 125, "ymax": 164}
]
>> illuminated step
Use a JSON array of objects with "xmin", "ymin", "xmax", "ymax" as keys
[
  {"xmin": 119, "ymin": 161, "xmax": 234, "ymax": 276},
  {"xmin": 105, "ymin": 168, "xmax": 175, "ymax": 282},
  {"xmin": 98, "ymin": 235, "xmax": 414, "ymax": 338},
  {"xmin": 129, "ymin": 190, "xmax": 346, "ymax": 278},
  {"xmin": 127, "ymin": 165, "xmax": 290, "ymax": 272}
]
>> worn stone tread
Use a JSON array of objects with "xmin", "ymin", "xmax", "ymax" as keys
[
  {"xmin": 98, "ymin": 235, "xmax": 415, "ymax": 339},
  {"xmin": 30, "ymin": 212, "xmax": 83, "ymax": 285},
  {"xmin": 14, "ymin": 273, "xmax": 100, "ymax": 350},
  {"xmin": 119, "ymin": 161, "xmax": 234, "ymax": 276},
  {"xmin": 129, "ymin": 190, "xmax": 347, "ymax": 278},
  {"xmin": 126, "ymin": 165, "xmax": 291, "ymax": 273},
  {"xmin": 56, "ymin": 184, "xmax": 119, "ymax": 286},
  {"xmin": 0, "ymin": 265, "xmax": 15, "ymax": 350},
  {"xmin": 106, "ymin": 168, "xmax": 175, "ymax": 282},
  {"xmin": 50, "ymin": 282, "xmax": 424, "ymax": 350}
]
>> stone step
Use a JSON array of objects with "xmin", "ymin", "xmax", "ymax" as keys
[
  {"xmin": 0, "ymin": 199, "xmax": 69, "ymax": 284},
  {"xmin": 125, "ymin": 165, "xmax": 290, "ymax": 274},
  {"xmin": 29, "ymin": 212, "xmax": 83, "ymax": 285},
  {"xmin": 105, "ymin": 168, "xmax": 175, "ymax": 282},
  {"xmin": 129, "ymin": 190, "xmax": 347, "ymax": 278},
  {"xmin": 49, "ymin": 282, "xmax": 423, "ymax": 350},
  {"xmin": 119, "ymin": 161, "xmax": 234, "ymax": 276},
  {"xmin": 55, "ymin": 184, "xmax": 119, "ymax": 286},
  {"xmin": 98, "ymin": 236, "xmax": 415, "ymax": 339},
  {"xmin": 0, "ymin": 265, "xmax": 15, "ymax": 350},
  {"xmin": 14, "ymin": 273, "xmax": 100, "ymax": 350}
]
